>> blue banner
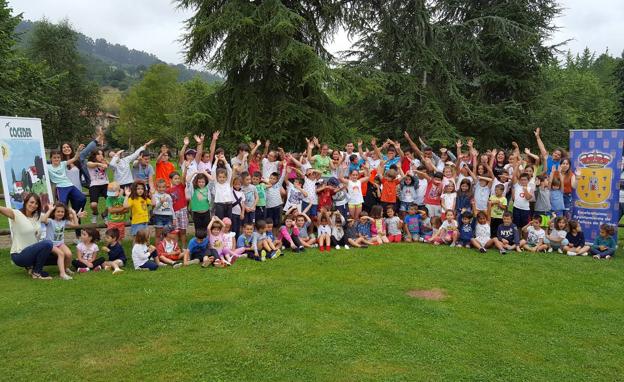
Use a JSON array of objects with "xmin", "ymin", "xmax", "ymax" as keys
[{"xmin": 570, "ymin": 129, "xmax": 624, "ymax": 244}]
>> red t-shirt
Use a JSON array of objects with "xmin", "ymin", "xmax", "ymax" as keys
[
  {"xmin": 423, "ymin": 180, "xmax": 442, "ymax": 205},
  {"xmin": 317, "ymin": 188, "xmax": 334, "ymax": 210},
  {"xmin": 156, "ymin": 161, "xmax": 175, "ymax": 187},
  {"xmin": 168, "ymin": 183, "xmax": 187, "ymax": 211},
  {"xmin": 401, "ymin": 157, "xmax": 411, "ymax": 174},
  {"xmin": 381, "ymin": 178, "xmax": 400, "ymax": 203}
]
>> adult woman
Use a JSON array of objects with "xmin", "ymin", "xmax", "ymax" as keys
[
  {"xmin": 61, "ymin": 143, "xmax": 83, "ymax": 190},
  {"xmin": 558, "ymin": 158, "xmax": 577, "ymax": 218},
  {"xmin": 0, "ymin": 194, "xmax": 70, "ymax": 280}
]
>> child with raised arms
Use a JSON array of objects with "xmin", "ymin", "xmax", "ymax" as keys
[
  {"xmin": 123, "ymin": 182, "xmax": 151, "ymax": 237},
  {"xmin": 41, "ymin": 202, "xmax": 82, "ymax": 280}
]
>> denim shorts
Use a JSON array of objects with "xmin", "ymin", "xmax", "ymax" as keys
[
  {"xmin": 152, "ymin": 214, "xmax": 173, "ymax": 228},
  {"xmin": 131, "ymin": 223, "xmax": 148, "ymax": 236}
]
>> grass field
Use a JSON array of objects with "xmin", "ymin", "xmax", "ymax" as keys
[{"xmin": 0, "ymin": 242, "xmax": 622, "ymax": 381}]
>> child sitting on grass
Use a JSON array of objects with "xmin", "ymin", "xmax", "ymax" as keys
[
  {"xmin": 591, "ymin": 224, "xmax": 616, "ymax": 260},
  {"xmin": 156, "ymin": 226, "xmax": 184, "ymax": 268},
  {"xmin": 344, "ymin": 218, "xmax": 371, "ymax": 248},
  {"xmin": 279, "ymin": 214, "xmax": 305, "ymax": 253},
  {"xmin": 317, "ymin": 212, "xmax": 333, "ymax": 252},
  {"xmin": 74, "ymin": 228, "xmax": 106, "ymax": 273},
  {"xmin": 102, "ymin": 228, "xmax": 126, "ymax": 274},
  {"xmin": 545, "ymin": 217, "xmax": 569, "ymax": 254},
  {"xmin": 41, "ymin": 202, "xmax": 82, "ymax": 280},
  {"xmin": 183, "ymin": 228, "xmax": 217, "ymax": 267},
  {"xmin": 384, "ymin": 206, "xmax": 402, "ymax": 243},
  {"xmin": 520, "ymin": 215, "xmax": 548, "ymax": 253},
  {"xmin": 295, "ymin": 212, "xmax": 316, "ymax": 248},
  {"xmin": 424, "ymin": 216, "xmax": 443, "ymax": 245},
  {"xmin": 471, "ymin": 211, "xmax": 494, "ymax": 253},
  {"xmin": 132, "ymin": 229, "xmax": 160, "ymax": 271},
  {"xmin": 493, "ymin": 212, "xmax": 520, "ymax": 254},
  {"xmin": 564, "ymin": 220, "xmax": 590, "ymax": 257},
  {"xmin": 370, "ymin": 205, "xmax": 389, "ymax": 244},
  {"xmin": 402, "ymin": 204, "xmax": 422, "ymax": 242},
  {"xmin": 440, "ymin": 210, "xmax": 459, "ymax": 247},
  {"xmin": 457, "ymin": 212, "xmax": 474, "ymax": 248}
]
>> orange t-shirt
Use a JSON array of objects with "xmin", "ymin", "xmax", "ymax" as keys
[
  {"xmin": 381, "ymin": 178, "xmax": 400, "ymax": 203},
  {"xmin": 156, "ymin": 161, "xmax": 175, "ymax": 187}
]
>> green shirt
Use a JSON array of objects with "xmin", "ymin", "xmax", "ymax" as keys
[
  {"xmin": 313, "ymin": 155, "xmax": 331, "ymax": 177},
  {"xmin": 256, "ymin": 184, "xmax": 267, "ymax": 207},
  {"xmin": 191, "ymin": 187, "xmax": 211, "ymax": 212},
  {"xmin": 106, "ymin": 196, "xmax": 127, "ymax": 223}
]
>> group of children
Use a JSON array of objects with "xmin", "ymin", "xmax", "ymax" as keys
[{"xmin": 42, "ymin": 128, "xmax": 618, "ymax": 279}]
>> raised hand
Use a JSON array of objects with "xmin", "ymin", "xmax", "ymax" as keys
[
  {"xmin": 512, "ymin": 141, "xmax": 519, "ymax": 149},
  {"xmin": 212, "ymin": 131, "xmax": 220, "ymax": 140},
  {"xmin": 357, "ymin": 139, "xmax": 363, "ymax": 146},
  {"xmin": 456, "ymin": 139, "xmax": 462, "ymax": 148},
  {"xmin": 467, "ymin": 138, "xmax": 474, "ymax": 148},
  {"xmin": 183, "ymin": 136, "xmax": 190, "ymax": 146},
  {"xmin": 265, "ymin": 140, "xmax": 271, "ymax": 147},
  {"xmin": 77, "ymin": 144, "xmax": 85, "ymax": 152},
  {"xmin": 534, "ymin": 128, "xmax": 541, "ymax": 137},
  {"xmin": 145, "ymin": 139, "xmax": 155, "ymax": 147}
]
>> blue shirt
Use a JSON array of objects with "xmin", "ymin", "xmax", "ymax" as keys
[
  {"xmin": 355, "ymin": 221, "xmax": 371, "ymax": 238},
  {"xmin": 404, "ymin": 214, "xmax": 421, "ymax": 234},
  {"xmin": 349, "ymin": 159, "xmax": 365, "ymax": 174},
  {"xmin": 497, "ymin": 224, "xmax": 519, "ymax": 245},
  {"xmin": 47, "ymin": 161, "xmax": 73, "ymax": 187},
  {"xmin": 550, "ymin": 189, "xmax": 564, "ymax": 211},
  {"xmin": 545, "ymin": 156, "xmax": 561, "ymax": 175},
  {"xmin": 187, "ymin": 237, "xmax": 209, "ymax": 256},
  {"xmin": 459, "ymin": 223, "xmax": 474, "ymax": 241},
  {"xmin": 107, "ymin": 243, "xmax": 127, "ymax": 263}
]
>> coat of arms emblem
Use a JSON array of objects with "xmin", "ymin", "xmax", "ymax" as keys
[{"xmin": 575, "ymin": 151, "xmax": 612, "ymax": 209}]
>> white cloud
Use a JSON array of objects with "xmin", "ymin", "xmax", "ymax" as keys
[{"xmin": 7, "ymin": 0, "xmax": 624, "ymax": 66}]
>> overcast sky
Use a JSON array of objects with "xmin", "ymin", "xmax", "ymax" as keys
[{"xmin": 7, "ymin": 0, "xmax": 624, "ymax": 67}]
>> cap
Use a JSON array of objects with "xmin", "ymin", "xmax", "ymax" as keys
[
  {"xmin": 222, "ymin": 217, "xmax": 232, "ymax": 226},
  {"xmin": 163, "ymin": 225, "xmax": 179, "ymax": 235}
]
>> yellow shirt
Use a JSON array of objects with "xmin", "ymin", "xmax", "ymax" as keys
[
  {"xmin": 127, "ymin": 197, "xmax": 151, "ymax": 225},
  {"xmin": 489, "ymin": 195, "xmax": 507, "ymax": 219}
]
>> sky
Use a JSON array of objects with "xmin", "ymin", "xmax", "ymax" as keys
[{"xmin": 7, "ymin": 0, "xmax": 624, "ymax": 67}]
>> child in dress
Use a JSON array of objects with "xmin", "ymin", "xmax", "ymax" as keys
[
  {"xmin": 424, "ymin": 216, "xmax": 443, "ymax": 244},
  {"xmin": 156, "ymin": 226, "xmax": 184, "ymax": 267},
  {"xmin": 124, "ymin": 182, "xmax": 151, "ymax": 237},
  {"xmin": 493, "ymin": 212, "xmax": 520, "ymax": 254},
  {"xmin": 471, "ymin": 211, "xmax": 494, "ymax": 253},
  {"xmin": 385, "ymin": 206, "xmax": 402, "ymax": 243},
  {"xmin": 132, "ymin": 229, "xmax": 159, "ymax": 271},
  {"xmin": 591, "ymin": 224, "xmax": 616, "ymax": 260},
  {"xmin": 41, "ymin": 202, "xmax": 81, "ymax": 280},
  {"xmin": 102, "ymin": 228, "xmax": 125, "ymax": 274},
  {"xmin": 74, "ymin": 228, "xmax": 106, "ymax": 272},
  {"xmin": 455, "ymin": 179, "xmax": 474, "ymax": 223},
  {"xmin": 563, "ymin": 220, "xmax": 590, "ymax": 256},
  {"xmin": 440, "ymin": 182, "xmax": 457, "ymax": 214},
  {"xmin": 520, "ymin": 215, "xmax": 548, "ymax": 253}
]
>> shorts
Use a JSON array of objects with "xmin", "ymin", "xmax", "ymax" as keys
[
  {"xmin": 301, "ymin": 202, "xmax": 318, "ymax": 217},
  {"xmin": 348, "ymin": 203, "xmax": 362, "ymax": 209},
  {"xmin": 89, "ymin": 184, "xmax": 108, "ymax": 201},
  {"xmin": 425, "ymin": 204, "xmax": 442, "ymax": 218},
  {"xmin": 399, "ymin": 202, "xmax": 412, "ymax": 212},
  {"xmin": 388, "ymin": 233, "xmax": 402, "ymax": 243},
  {"xmin": 107, "ymin": 222, "xmax": 126, "ymax": 241},
  {"xmin": 152, "ymin": 214, "xmax": 173, "ymax": 228},
  {"xmin": 131, "ymin": 223, "xmax": 148, "ymax": 236},
  {"xmin": 544, "ymin": 238, "xmax": 569, "ymax": 248},
  {"xmin": 174, "ymin": 208, "xmax": 189, "ymax": 230}
]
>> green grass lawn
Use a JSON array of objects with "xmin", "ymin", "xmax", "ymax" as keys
[{"xmin": 0, "ymin": 243, "xmax": 622, "ymax": 381}]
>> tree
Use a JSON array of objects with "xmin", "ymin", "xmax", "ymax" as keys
[
  {"xmin": 115, "ymin": 64, "xmax": 184, "ymax": 147},
  {"xmin": 0, "ymin": 1, "xmax": 55, "ymax": 122},
  {"xmin": 25, "ymin": 19, "xmax": 100, "ymax": 146},
  {"xmin": 177, "ymin": 0, "xmax": 343, "ymax": 149}
]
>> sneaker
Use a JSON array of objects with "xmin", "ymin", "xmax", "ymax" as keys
[
  {"xmin": 479, "ymin": 247, "xmax": 487, "ymax": 253},
  {"xmin": 60, "ymin": 273, "xmax": 73, "ymax": 280},
  {"xmin": 311, "ymin": 244, "xmax": 319, "ymax": 248},
  {"xmin": 158, "ymin": 262, "xmax": 169, "ymax": 267},
  {"xmin": 260, "ymin": 250, "xmax": 267, "ymax": 261},
  {"xmin": 272, "ymin": 249, "xmax": 282, "ymax": 259},
  {"xmin": 449, "ymin": 243, "xmax": 456, "ymax": 248},
  {"xmin": 65, "ymin": 268, "xmax": 74, "ymax": 276},
  {"xmin": 593, "ymin": 255, "xmax": 600, "ymax": 259},
  {"xmin": 77, "ymin": 268, "xmax": 90, "ymax": 273},
  {"xmin": 578, "ymin": 252, "xmax": 588, "ymax": 257},
  {"xmin": 326, "ymin": 246, "xmax": 331, "ymax": 252},
  {"xmin": 547, "ymin": 248, "xmax": 553, "ymax": 253},
  {"xmin": 566, "ymin": 251, "xmax": 577, "ymax": 256},
  {"xmin": 335, "ymin": 245, "xmax": 341, "ymax": 250},
  {"xmin": 187, "ymin": 259, "xmax": 200, "ymax": 265},
  {"xmin": 557, "ymin": 248, "xmax": 563, "ymax": 254},
  {"xmin": 90, "ymin": 216, "xmax": 97, "ymax": 224},
  {"xmin": 344, "ymin": 245, "xmax": 350, "ymax": 250},
  {"xmin": 499, "ymin": 249, "xmax": 507, "ymax": 255},
  {"xmin": 298, "ymin": 246, "xmax": 305, "ymax": 252},
  {"xmin": 112, "ymin": 268, "xmax": 124, "ymax": 274},
  {"xmin": 319, "ymin": 246, "xmax": 325, "ymax": 252},
  {"xmin": 32, "ymin": 272, "xmax": 52, "ymax": 280}
]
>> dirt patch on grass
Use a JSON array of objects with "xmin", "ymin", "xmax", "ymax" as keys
[{"xmin": 406, "ymin": 288, "xmax": 447, "ymax": 301}]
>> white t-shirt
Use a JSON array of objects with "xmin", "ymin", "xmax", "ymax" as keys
[
  {"xmin": 441, "ymin": 220, "xmax": 458, "ymax": 232},
  {"xmin": 262, "ymin": 158, "xmax": 279, "ymax": 181},
  {"xmin": 318, "ymin": 224, "xmax": 331, "ymax": 236},
  {"xmin": 475, "ymin": 223, "xmax": 491, "ymax": 239},
  {"xmin": 347, "ymin": 180, "xmax": 364, "ymax": 205},
  {"xmin": 491, "ymin": 179, "xmax": 510, "ymax": 195},
  {"xmin": 132, "ymin": 243, "xmax": 151, "ymax": 269},
  {"xmin": 10, "ymin": 209, "xmax": 40, "ymax": 254},
  {"xmin": 367, "ymin": 157, "xmax": 381, "ymax": 170},
  {"xmin": 440, "ymin": 192, "xmax": 457, "ymax": 212},
  {"xmin": 77, "ymin": 242, "xmax": 99, "ymax": 262},
  {"xmin": 303, "ymin": 177, "xmax": 319, "ymax": 204},
  {"xmin": 415, "ymin": 178, "xmax": 427, "ymax": 205},
  {"xmin": 474, "ymin": 182, "xmax": 491, "ymax": 211},
  {"xmin": 526, "ymin": 226, "xmax": 545, "ymax": 245},
  {"xmin": 513, "ymin": 183, "xmax": 533, "ymax": 211}
]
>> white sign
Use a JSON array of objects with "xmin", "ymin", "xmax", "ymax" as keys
[{"xmin": 0, "ymin": 117, "xmax": 54, "ymax": 211}]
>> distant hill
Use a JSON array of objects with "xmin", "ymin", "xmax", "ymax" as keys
[{"xmin": 15, "ymin": 20, "xmax": 221, "ymax": 90}]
